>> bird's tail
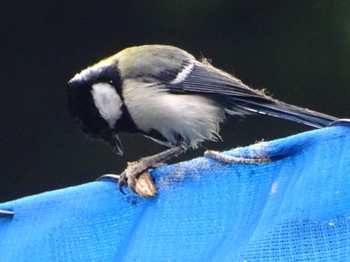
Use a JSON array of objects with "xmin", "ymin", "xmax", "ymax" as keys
[{"xmin": 229, "ymin": 97, "xmax": 338, "ymax": 128}]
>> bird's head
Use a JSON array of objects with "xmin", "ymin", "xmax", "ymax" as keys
[{"xmin": 67, "ymin": 58, "xmax": 125, "ymax": 155}]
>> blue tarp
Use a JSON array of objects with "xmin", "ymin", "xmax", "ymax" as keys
[{"xmin": 1, "ymin": 125, "xmax": 350, "ymax": 261}]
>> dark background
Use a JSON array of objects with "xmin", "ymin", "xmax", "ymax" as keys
[{"xmin": 1, "ymin": 1, "xmax": 349, "ymax": 202}]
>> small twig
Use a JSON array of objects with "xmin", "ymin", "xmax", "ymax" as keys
[{"xmin": 204, "ymin": 150, "xmax": 270, "ymax": 164}]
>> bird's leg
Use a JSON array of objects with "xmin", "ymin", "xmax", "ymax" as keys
[{"xmin": 99, "ymin": 145, "xmax": 187, "ymax": 194}]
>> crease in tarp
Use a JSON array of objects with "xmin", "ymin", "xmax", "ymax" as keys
[{"xmin": 1, "ymin": 124, "xmax": 350, "ymax": 261}]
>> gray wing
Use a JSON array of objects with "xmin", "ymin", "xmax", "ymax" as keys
[
  {"xmin": 182, "ymin": 63, "xmax": 260, "ymax": 96},
  {"xmin": 162, "ymin": 62, "xmax": 338, "ymax": 128},
  {"xmin": 163, "ymin": 61, "xmax": 261, "ymax": 98}
]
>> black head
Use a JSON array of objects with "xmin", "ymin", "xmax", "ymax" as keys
[{"xmin": 67, "ymin": 64, "xmax": 125, "ymax": 155}]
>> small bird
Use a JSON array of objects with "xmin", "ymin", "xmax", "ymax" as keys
[{"xmin": 67, "ymin": 44, "xmax": 337, "ymax": 193}]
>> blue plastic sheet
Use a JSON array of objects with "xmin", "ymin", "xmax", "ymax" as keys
[{"xmin": 1, "ymin": 125, "xmax": 350, "ymax": 261}]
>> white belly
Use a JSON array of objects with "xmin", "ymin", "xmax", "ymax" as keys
[{"xmin": 122, "ymin": 79, "xmax": 226, "ymax": 148}]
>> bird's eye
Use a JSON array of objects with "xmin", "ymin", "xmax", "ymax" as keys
[{"xmin": 109, "ymin": 80, "xmax": 114, "ymax": 84}]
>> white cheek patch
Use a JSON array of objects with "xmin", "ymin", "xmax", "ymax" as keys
[{"xmin": 91, "ymin": 83, "xmax": 123, "ymax": 128}]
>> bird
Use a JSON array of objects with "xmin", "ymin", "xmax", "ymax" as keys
[{"xmin": 67, "ymin": 44, "xmax": 338, "ymax": 193}]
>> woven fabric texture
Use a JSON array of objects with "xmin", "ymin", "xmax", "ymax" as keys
[{"xmin": 1, "ymin": 125, "xmax": 350, "ymax": 261}]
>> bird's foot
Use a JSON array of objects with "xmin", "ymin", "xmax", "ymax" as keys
[
  {"xmin": 204, "ymin": 150, "xmax": 270, "ymax": 164},
  {"xmin": 98, "ymin": 145, "xmax": 187, "ymax": 197},
  {"xmin": 98, "ymin": 160, "xmax": 159, "ymax": 198},
  {"xmin": 118, "ymin": 159, "xmax": 162, "ymax": 196}
]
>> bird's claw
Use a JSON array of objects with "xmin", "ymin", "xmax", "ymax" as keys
[
  {"xmin": 98, "ymin": 161, "xmax": 150, "ymax": 194},
  {"xmin": 117, "ymin": 161, "xmax": 164, "ymax": 193},
  {"xmin": 117, "ymin": 171, "xmax": 128, "ymax": 194},
  {"xmin": 96, "ymin": 173, "xmax": 129, "ymax": 194},
  {"xmin": 122, "ymin": 161, "xmax": 148, "ymax": 193}
]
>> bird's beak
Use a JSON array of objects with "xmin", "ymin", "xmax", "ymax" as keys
[{"xmin": 105, "ymin": 132, "xmax": 124, "ymax": 156}]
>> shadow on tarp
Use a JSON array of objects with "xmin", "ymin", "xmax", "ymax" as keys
[{"xmin": 1, "ymin": 124, "xmax": 350, "ymax": 261}]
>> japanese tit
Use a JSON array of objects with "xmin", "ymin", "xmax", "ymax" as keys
[{"xmin": 67, "ymin": 45, "xmax": 337, "ymax": 155}]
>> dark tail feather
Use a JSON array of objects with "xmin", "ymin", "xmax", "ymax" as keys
[{"xmin": 231, "ymin": 98, "xmax": 338, "ymax": 128}]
